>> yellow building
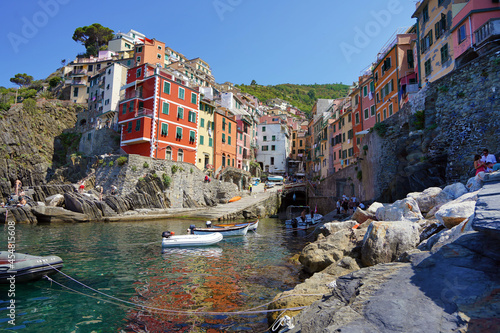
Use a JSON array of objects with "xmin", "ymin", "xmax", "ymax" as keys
[
  {"xmin": 196, "ymin": 98, "xmax": 216, "ymax": 171},
  {"xmin": 412, "ymin": 0, "xmax": 467, "ymax": 87}
]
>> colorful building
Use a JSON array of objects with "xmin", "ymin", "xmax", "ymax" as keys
[
  {"xmin": 451, "ymin": 0, "xmax": 500, "ymax": 67},
  {"xmin": 118, "ymin": 63, "xmax": 200, "ymax": 164},
  {"xmin": 196, "ymin": 97, "xmax": 216, "ymax": 171},
  {"xmin": 213, "ymin": 108, "xmax": 237, "ymax": 173},
  {"xmin": 134, "ymin": 38, "xmax": 166, "ymax": 67},
  {"xmin": 256, "ymin": 115, "xmax": 290, "ymax": 173}
]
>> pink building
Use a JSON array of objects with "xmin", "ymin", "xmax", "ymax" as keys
[
  {"xmin": 451, "ymin": 0, "xmax": 500, "ymax": 67},
  {"xmin": 236, "ymin": 117, "xmax": 252, "ymax": 171}
]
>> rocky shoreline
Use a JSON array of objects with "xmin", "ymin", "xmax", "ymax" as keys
[{"xmin": 269, "ymin": 172, "xmax": 500, "ymax": 332}]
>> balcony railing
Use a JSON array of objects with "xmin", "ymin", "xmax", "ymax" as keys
[
  {"xmin": 475, "ymin": 18, "xmax": 500, "ymax": 46},
  {"xmin": 72, "ymin": 69, "xmax": 87, "ymax": 76},
  {"xmin": 135, "ymin": 108, "xmax": 154, "ymax": 118},
  {"xmin": 122, "ymin": 90, "xmax": 143, "ymax": 100}
]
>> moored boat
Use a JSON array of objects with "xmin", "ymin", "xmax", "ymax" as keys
[
  {"xmin": 190, "ymin": 223, "xmax": 249, "ymax": 237},
  {"xmin": 214, "ymin": 219, "xmax": 259, "ymax": 231},
  {"xmin": 284, "ymin": 205, "xmax": 323, "ymax": 230},
  {"xmin": 161, "ymin": 231, "xmax": 223, "ymax": 247},
  {"xmin": 0, "ymin": 252, "xmax": 63, "ymax": 283},
  {"xmin": 228, "ymin": 196, "xmax": 242, "ymax": 203}
]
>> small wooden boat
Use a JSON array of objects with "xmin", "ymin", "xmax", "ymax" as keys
[
  {"xmin": 284, "ymin": 205, "xmax": 323, "ymax": 230},
  {"xmin": 214, "ymin": 219, "xmax": 259, "ymax": 231},
  {"xmin": 190, "ymin": 223, "xmax": 249, "ymax": 237},
  {"xmin": 0, "ymin": 252, "xmax": 63, "ymax": 283},
  {"xmin": 161, "ymin": 231, "xmax": 223, "ymax": 247},
  {"xmin": 228, "ymin": 196, "xmax": 242, "ymax": 202}
]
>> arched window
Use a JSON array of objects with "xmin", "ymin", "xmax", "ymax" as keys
[
  {"xmin": 222, "ymin": 153, "xmax": 226, "ymax": 167},
  {"xmin": 177, "ymin": 149, "xmax": 184, "ymax": 162},
  {"xmin": 165, "ymin": 146, "xmax": 172, "ymax": 160}
]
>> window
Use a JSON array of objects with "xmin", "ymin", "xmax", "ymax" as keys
[
  {"xmin": 176, "ymin": 127, "xmax": 183, "ymax": 139},
  {"xmin": 200, "ymin": 118, "xmax": 205, "ymax": 127},
  {"xmin": 270, "ymin": 157, "xmax": 274, "ymax": 165},
  {"xmin": 441, "ymin": 44, "xmax": 449, "ymax": 63},
  {"xmin": 435, "ymin": 13, "xmax": 447, "ymax": 39},
  {"xmin": 127, "ymin": 122, "xmax": 132, "ymax": 133},
  {"xmin": 300, "ymin": 140, "xmax": 303, "ymax": 147},
  {"xmin": 262, "ymin": 146, "xmax": 269, "ymax": 151},
  {"xmin": 228, "ymin": 122, "xmax": 231, "ymax": 134},
  {"xmin": 157, "ymin": 54, "xmax": 161, "ymax": 59},
  {"xmin": 348, "ymin": 113, "xmax": 352, "ymax": 122},
  {"xmin": 129, "ymin": 101, "xmax": 134, "ymax": 113},
  {"xmin": 407, "ymin": 50, "xmax": 414, "ymax": 69},
  {"xmin": 200, "ymin": 135, "xmax": 204, "ymax": 145},
  {"xmin": 162, "ymin": 102, "xmax": 169, "ymax": 114},
  {"xmin": 209, "ymin": 138, "xmax": 213, "ymax": 147},
  {"xmin": 228, "ymin": 136, "xmax": 231, "ymax": 145},
  {"xmin": 425, "ymin": 59, "xmax": 432, "ymax": 77},
  {"xmin": 364, "ymin": 108, "xmax": 369, "ymax": 119},
  {"xmin": 222, "ymin": 133, "xmax": 226, "ymax": 143},
  {"xmin": 191, "ymin": 93, "xmax": 197, "ymax": 104},
  {"xmin": 271, "ymin": 145, "xmax": 276, "ymax": 151},
  {"xmin": 272, "ymin": 135, "xmax": 276, "ymax": 141},
  {"xmin": 383, "ymin": 109, "xmax": 387, "ymax": 120},
  {"xmin": 377, "ymin": 113, "xmax": 381, "ymax": 123},
  {"xmin": 371, "ymin": 105, "xmax": 375, "ymax": 116},
  {"xmin": 389, "ymin": 104, "xmax": 393, "ymax": 116},
  {"xmin": 189, "ymin": 130, "xmax": 196, "ymax": 143},
  {"xmin": 165, "ymin": 146, "xmax": 172, "ymax": 160},
  {"xmin": 357, "ymin": 137, "xmax": 361, "ymax": 145},
  {"xmin": 177, "ymin": 107, "xmax": 184, "ymax": 119},
  {"xmin": 158, "ymin": 45, "xmax": 162, "ymax": 50},
  {"xmin": 222, "ymin": 118, "xmax": 226, "ymax": 130},
  {"xmin": 73, "ymin": 87, "xmax": 78, "ymax": 97},
  {"xmin": 188, "ymin": 111, "xmax": 196, "ymax": 122},
  {"xmin": 458, "ymin": 25, "xmax": 466, "ymax": 44},
  {"xmin": 136, "ymin": 46, "xmax": 142, "ymax": 53},
  {"xmin": 422, "ymin": 4, "xmax": 429, "ymax": 23},
  {"xmin": 97, "ymin": 64, "xmax": 101, "ymax": 70},
  {"xmin": 262, "ymin": 126, "xmax": 266, "ymax": 132},
  {"xmin": 370, "ymin": 81, "xmax": 375, "ymax": 92},
  {"xmin": 422, "ymin": 31, "xmax": 433, "ymax": 52},
  {"xmin": 122, "ymin": 104, "xmax": 126, "ymax": 114},
  {"xmin": 163, "ymin": 81, "xmax": 170, "ymax": 94},
  {"xmin": 135, "ymin": 119, "xmax": 141, "ymax": 131},
  {"xmin": 178, "ymin": 149, "xmax": 183, "ymax": 162},
  {"xmin": 178, "ymin": 87, "xmax": 185, "ymax": 100},
  {"xmin": 136, "ymin": 68, "xmax": 142, "ymax": 78},
  {"xmin": 88, "ymin": 65, "xmax": 93, "ymax": 71},
  {"xmin": 363, "ymin": 86, "xmax": 368, "ymax": 97},
  {"xmin": 263, "ymin": 135, "xmax": 267, "ymax": 141},
  {"xmin": 136, "ymin": 56, "xmax": 141, "ymax": 63},
  {"xmin": 161, "ymin": 123, "xmax": 168, "ymax": 136},
  {"xmin": 355, "ymin": 113, "xmax": 360, "ymax": 124}
]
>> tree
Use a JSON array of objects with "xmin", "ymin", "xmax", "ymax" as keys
[
  {"xmin": 49, "ymin": 76, "xmax": 62, "ymax": 89},
  {"xmin": 10, "ymin": 73, "xmax": 33, "ymax": 88},
  {"xmin": 61, "ymin": 59, "xmax": 66, "ymax": 67},
  {"xmin": 72, "ymin": 23, "xmax": 114, "ymax": 56},
  {"xmin": 250, "ymin": 80, "xmax": 257, "ymax": 86}
]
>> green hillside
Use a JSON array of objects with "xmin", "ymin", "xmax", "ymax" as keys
[{"xmin": 237, "ymin": 83, "xmax": 350, "ymax": 114}]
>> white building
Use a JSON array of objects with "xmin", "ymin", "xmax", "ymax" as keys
[{"xmin": 256, "ymin": 115, "xmax": 290, "ymax": 174}]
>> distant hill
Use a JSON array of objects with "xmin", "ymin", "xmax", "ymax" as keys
[{"xmin": 237, "ymin": 83, "xmax": 350, "ymax": 114}]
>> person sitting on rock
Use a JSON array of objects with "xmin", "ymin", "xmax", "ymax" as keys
[
  {"xmin": 474, "ymin": 154, "xmax": 486, "ymax": 176},
  {"xmin": 480, "ymin": 149, "xmax": 497, "ymax": 164},
  {"xmin": 17, "ymin": 196, "xmax": 27, "ymax": 207}
]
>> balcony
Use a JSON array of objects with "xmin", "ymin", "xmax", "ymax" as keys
[
  {"xmin": 72, "ymin": 69, "xmax": 87, "ymax": 76},
  {"xmin": 135, "ymin": 108, "xmax": 153, "ymax": 118},
  {"xmin": 71, "ymin": 80, "xmax": 87, "ymax": 86},
  {"xmin": 475, "ymin": 18, "xmax": 500, "ymax": 46},
  {"xmin": 122, "ymin": 90, "xmax": 143, "ymax": 100}
]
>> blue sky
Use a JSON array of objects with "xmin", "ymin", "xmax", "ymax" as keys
[{"xmin": 0, "ymin": 0, "xmax": 418, "ymax": 88}]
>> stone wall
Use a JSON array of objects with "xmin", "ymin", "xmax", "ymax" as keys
[
  {"xmin": 78, "ymin": 127, "xmax": 120, "ymax": 156},
  {"xmin": 316, "ymin": 51, "xmax": 500, "ymax": 204}
]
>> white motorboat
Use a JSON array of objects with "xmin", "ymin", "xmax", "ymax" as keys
[
  {"xmin": 284, "ymin": 205, "xmax": 323, "ymax": 230},
  {"xmin": 190, "ymin": 222, "xmax": 249, "ymax": 237},
  {"xmin": 214, "ymin": 219, "xmax": 259, "ymax": 231},
  {"xmin": 0, "ymin": 251, "xmax": 63, "ymax": 283},
  {"xmin": 161, "ymin": 231, "xmax": 223, "ymax": 247}
]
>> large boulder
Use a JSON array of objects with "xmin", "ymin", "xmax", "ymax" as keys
[
  {"xmin": 299, "ymin": 230, "xmax": 353, "ymax": 274},
  {"xmin": 366, "ymin": 202, "xmax": 384, "ymax": 216},
  {"xmin": 435, "ymin": 191, "xmax": 478, "ymax": 229},
  {"xmin": 418, "ymin": 218, "xmax": 475, "ymax": 252},
  {"xmin": 104, "ymin": 196, "xmax": 131, "ymax": 214},
  {"xmin": 31, "ymin": 206, "xmax": 89, "ymax": 223},
  {"xmin": 321, "ymin": 221, "xmax": 357, "ymax": 236},
  {"xmin": 442, "ymin": 182, "xmax": 467, "ymax": 200},
  {"xmin": 472, "ymin": 180, "xmax": 500, "ymax": 239},
  {"xmin": 406, "ymin": 187, "xmax": 451, "ymax": 214},
  {"xmin": 466, "ymin": 176, "xmax": 483, "ymax": 192},
  {"xmin": 351, "ymin": 208, "xmax": 374, "ymax": 224},
  {"xmin": 45, "ymin": 194, "xmax": 65, "ymax": 207},
  {"xmin": 361, "ymin": 221, "xmax": 420, "ymax": 266},
  {"xmin": 375, "ymin": 197, "xmax": 423, "ymax": 222},
  {"xmin": 64, "ymin": 192, "xmax": 103, "ymax": 221}
]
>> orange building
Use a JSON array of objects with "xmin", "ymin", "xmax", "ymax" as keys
[
  {"xmin": 373, "ymin": 31, "xmax": 416, "ymax": 123},
  {"xmin": 213, "ymin": 108, "xmax": 237, "ymax": 173},
  {"xmin": 118, "ymin": 63, "xmax": 199, "ymax": 164},
  {"xmin": 134, "ymin": 38, "xmax": 166, "ymax": 67}
]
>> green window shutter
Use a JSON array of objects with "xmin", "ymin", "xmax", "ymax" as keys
[
  {"xmin": 122, "ymin": 104, "xmax": 126, "ymax": 114},
  {"xmin": 162, "ymin": 102, "xmax": 169, "ymax": 114},
  {"xmin": 127, "ymin": 122, "xmax": 132, "ymax": 133},
  {"xmin": 135, "ymin": 119, "xmax": 141, "ymax": 131},
  {"xmin": 228, "ymin": 122, "xmax": 231, "ymax": 133},
  {"xmin": 200, "ymin": 135, "xmax": 204, "ymax": 145},
  {"xmin": 129, "ymin": 101, "xmax": 134, "ymax": 112},
  {"xmin": 177, "ymin": 107, "xmax": 184, "ymax": 119},
  {"xmin": 209, "ymin": 137, "xmax": 213, "ymax": 147},
  {"xmin": 191, "ymin": 93, "xmax": 197, "ymax": 104},
  {"xmin": 179, "ymin": 88, "xmax": 185, "ymax": 100},
  {"xmin": 163, "ymin": 81, "xmax": 170, "ymax": 94},
  {"xmin": 222, "ymin": 133, "xmax": 226, "ymax": 142},
  {"xmin": 200, "ymin": 118, "xmax": 205, "ymax": 127},
  {"xmin": 176, "ymin": 127, "xmax": 182, "ymax": 139},
  {"xmin": 189, "ymin": 130, "xmax": 195, "ymax": 142},
  {"xmin": 228, "ymin": 136, "xmax": 231, "ymax": 145},
  {"xmin": 161, "ymin": 123, "xmax": 168, "ymax": 136}
]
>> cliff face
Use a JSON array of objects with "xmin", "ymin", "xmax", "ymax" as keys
[{"xmin": 0, "ymin": 99, "xmax": 83, "ymax": 200}]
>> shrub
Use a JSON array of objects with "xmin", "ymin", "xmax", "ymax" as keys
[
  {"xmin": 108, "ymin": 161, "xmax": 114, "ymax": 167},
  {"xmin": 23, "ymin": 98, "xmax": 37, "ymax": 115},
  {"xmin": 98, "ymin": 159, "xmax": 103, "ymax": 165},
  {"xmin": 373, "ymin": 122, "xmax": 388, "ymax": 137},
  {"xmin": 357, "ymin": 170, "xmax": 362, "ymax": 180},
  {"xmin": 143, "ymin": 162, "xmax": 149, "ymax": 168},
  {"xmin": 131, "ymin": 166, "xmax": 137, "ymax": 172},
  {"xmin": 190, "ymin": 168, "xmax": 194, "ymax": 174},
  {"xmin": 138, "ymin": 177, "xmax": 144, "ymax": 182},
  {"xmin": 116, "ymin": 156, "xmax": 128, "ymax": 166},
  {"xmin": 414, "ymin": 110, "xmax": 425, "ymax": 130},
  {"xmin": 171, "ymin": 165, "xmax": 179, "ymax": 174},
  {"xmin": 162, "ymin": 173, "xmax": 172, "ymax": 188}
]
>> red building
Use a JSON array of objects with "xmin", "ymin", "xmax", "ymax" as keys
[{"xmin": 118, "ymin": 63, "xmax": 199, "ymax": 164}]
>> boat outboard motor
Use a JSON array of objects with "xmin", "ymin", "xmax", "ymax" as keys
[
  {"xmin": 206, "ymin": 221, "xmax": 212, "ymax": 228},
  {"xmin": 189, "ymin": 224, "xmax": 196, "ymax": 234},
  {"xmin": 291, "ymin": 218, "xmax": 298, "ymax": 229},
  {"xmin": 162, "ymin": 231, "xmax": 173, "ymax": 238}
]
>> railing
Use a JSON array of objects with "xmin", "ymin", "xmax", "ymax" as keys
[
  {"xmin": 135, "ymin": 108, "xmax": 153, "ymax": 118},
  {"xmin": 72, "ymin": 69, "xmax": 87, "ymax": 76},
  {"xmin": 71, "ymin": 80, "xmax": 86, "ymax": 85},
  {"xmin": 475, "ymin": 18, "xmax": 500, "ymax": 45},
  {"xmin": 122, "ymin": 90, "xmax": 143, "ymax": 100}
]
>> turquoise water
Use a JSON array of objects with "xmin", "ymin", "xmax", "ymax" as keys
[{"xmin": 0, "ymin": 218, "xmax": 309, "ymax": 332}]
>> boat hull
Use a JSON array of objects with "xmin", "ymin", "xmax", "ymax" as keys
[
  {"xmin": 192, "ymin": 224, "xmax": 249, "ymax": 237},
  {"xmin": 0, "ymin": 252, "xmax": 63, "ymax": 283},
  {"xmin": 285, "ymin": 214, "xmax": 323, "ymax": 230},
  {"xmin": 214, "ymin": 219, "xmax": 259, "ymax": 231},
  {"xmin": 162, "ymin": 233, "xmax": 223, "ymax": 247}
]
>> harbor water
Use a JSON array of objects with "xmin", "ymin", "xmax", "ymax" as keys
[{"xmin": 0, "ymin": 218, "xmax": 311, "ymax": 332}]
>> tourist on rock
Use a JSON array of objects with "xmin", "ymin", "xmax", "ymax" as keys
[
  {"xmin": 14, "ymin": 179, "xmax": 22, "ymax": 196},
  {"xmin": 249, "ymin": 184, "xmax": 252, "ymax": 194},
  {"xmin": 336, "ymin": 199, "xmax": 341, "ymax": 215},
  {"xmin": 110, "ymin": 185, "xmax": 117, "ymax": 195},
  {"xmin": 474, "ymin": 155, "xmax": 486, "ymax": 175},
  {"xmin": 79, "ymin": 180, "xmax": 85, "ymax": 193},
  {"xmin": 481, "ymin": 149, "xmax": 497, "ymax": 164}
]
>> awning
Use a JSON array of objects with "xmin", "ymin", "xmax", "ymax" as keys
[{"xmin": 356, "ymin": 130, "xmax": 369, "ymax": 136}]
